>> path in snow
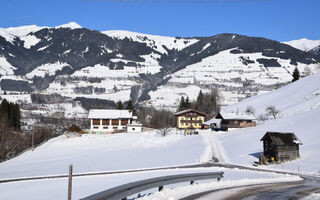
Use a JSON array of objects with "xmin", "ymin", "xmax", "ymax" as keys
[{"xmin": 200, "ymin": 131, "xmax": 228, "ymax": 163}]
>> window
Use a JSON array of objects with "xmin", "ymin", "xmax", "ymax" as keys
[
  {"xmin": 103, "ymin": 127, "xmax": 108, "ymax": 129},
  {"xmin": 121, "ymin": 119, "xmax": 129, "ymax": 125},
  {"xmin": 93, "ymin": 119, "xmax": 100, "ymax": 125},
  {"xmin": 93, "ymin": 126, "xmax": 99, "ymax": 129},
  {"xmin": 132, "ymin": 128, "xmax": 135, "ymax": 131},
  {"xmin": 122, "ymin": 127, "xmax": 126, "ymax": 129},
  {"xmin": 113, "ymin": 126, "xmax": 118, "ymax": 129},
  {"xmin": 112, "ymin": 119, "xmax": 119, "ymax": 125},
  {"xmin": 102, "ymin": 119, "xmax": 109, "ymax": 125}
]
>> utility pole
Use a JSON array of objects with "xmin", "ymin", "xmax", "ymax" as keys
[{"xmin": 68, "ymin": 164, "xmax": 73, "ymax": 200}]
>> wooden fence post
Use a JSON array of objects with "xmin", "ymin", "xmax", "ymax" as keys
[
  {"xmin": 68, "ymin": 164, "xmax": 73, "ymax": 200},
  {"xmin": 31, "ymin": 132, "xmax": 34, "ymax": 149}
]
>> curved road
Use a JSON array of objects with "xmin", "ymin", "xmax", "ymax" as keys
[{"xmin": 180, "ymin": 164, "xmax": 320, "ymax": 200}]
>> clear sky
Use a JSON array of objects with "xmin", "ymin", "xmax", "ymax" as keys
[{"xmin": 0, "ymin": 0, "xmax": 319, "ymax": 41}]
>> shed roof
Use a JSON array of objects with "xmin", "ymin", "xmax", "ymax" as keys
[
  {"xmin": 260, "ymin": 132, "xmax": 302, "ymax": 145},
  {"xmin": 204, "ymin": 118, "xmax": 222, "ymax": 126},
  {"xmin": 88, "ymin": 109, "xmax": 133, "ymax": 119},
  {"xmin": 174, "ymin": 109, "xmax": 206, "ymax": 116},
  {"xmin": 217, "ymin": 111, "xmax": 256, "ymax": 120}
]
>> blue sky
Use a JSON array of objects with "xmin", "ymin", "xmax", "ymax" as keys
[{"xmin": 0, "ymin": 0, "xmax": 319, "ymax": 41}]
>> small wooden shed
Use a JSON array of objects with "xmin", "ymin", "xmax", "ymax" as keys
[{"xmin": 260, "ymin": 132, "xmax": 302, "ymax": 162}]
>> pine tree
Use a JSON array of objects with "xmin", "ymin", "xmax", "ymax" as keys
[
  {"xmin": 0, "ymin": 99, "xmax": 10, "ymax": 118},
  {"xmin": 14, "ymin": 103, "xmax": 21, "ymax": 129},
  {"xmin": 116, "ymin": 100, "xmax": 123, "ymax": 109},
  {"xmin": 126, "ymin": 99, "xmax": 136, "ymax": 115},
  {"xmin": 292, "ymin": 67, "xmax": 300, "ymax": 82},
  {"xmin": 178, "ymin": 96, "xmax": 185, "ymax": 111},
  {"xmin": 185, "ymin": 96, "xmax": 191, "ymax": 109},
  {"xmin": 9, "ymin": 102, "xmax": 15, "ymax": 128},
  {"xmin": 195, "ymin": 90, "xmax": 204, "ymax": 111}
]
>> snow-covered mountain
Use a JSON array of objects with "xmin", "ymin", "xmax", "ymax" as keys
[
  {"xmin": 283, "ymin": 38, "xmax": 320, "ymax": 52},
  {"xmin": 0, "ymin": 22, "xmax": 320, "ymax": 113}
]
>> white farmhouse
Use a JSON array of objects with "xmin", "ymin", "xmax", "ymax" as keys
[{"xmin": 88, "ymin": 109, "xmax": 142, "ymax": 133}]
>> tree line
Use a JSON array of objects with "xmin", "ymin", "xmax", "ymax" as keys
[
  {"xmin": 177, "ymin": 89, "xmax": 221, "ymax": 118},
  {"xmin": 0, "ymin": 99, "xmax": 21, "ymax": 130}
]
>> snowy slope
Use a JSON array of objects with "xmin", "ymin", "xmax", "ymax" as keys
[
  {"xmin": 0, "ymin": 130, "xmax": 300, "ymax": 200},
  {"xmin": 0, "ymin": 131, "xmax": 207, "ymax": 179},
  {"xmin": 225, "ymin": 72, "xmax": 320, "ymax": 118},
  {"xmin": 103, "ymin": 30, "xmax": 198, "ymax": 54},
  {"xmin": 145, "ymin": 49, "xmax": 320, "ymax": 108},
  {"xmin": 216, "ymin": 106, "xmax": 320, "ymax": 173},
  {"xmin": 283, "ymin": 38, "xmax": 320, "ymax": 52},
  {"xmin": 0, "ymin": 23, "xmax": 320, "ymax": 112},
  {"xmin": 215, "ymin": 72, "xmax": 320, "ymax": 173}
]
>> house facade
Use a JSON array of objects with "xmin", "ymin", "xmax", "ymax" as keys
[
  {"xmin": 260, "ymin": 132, "xmax": 302, "ymax": 162},
  {"xmin": 174, "ymin": 109, "xmax": 206, "ymax": 129},
  {"xmin": 215, "ymin": 111, "xmax": 256, "ymax": 130},
  {"xmin": 88, "ymin": 109, "xmax": 140, "ymax": 133}
]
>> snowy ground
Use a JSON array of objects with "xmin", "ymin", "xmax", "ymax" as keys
[
  {"xmin": 0, "ymin": 166, "xmax": 300, "ymax": 200},
  {"xmin": 225, "ymin": 72, "xmax": 320, "ymax": 118},
  {"xmin": 216, "ymin": 72, "xmax": 320, "ymax": 175},
  {"xmin": 0, "ymin": 130, "xmax": 301, "ymax": 200},
  {"xmin": 0, "ymin": 131, "xmax": 207, "ymax": 179}
]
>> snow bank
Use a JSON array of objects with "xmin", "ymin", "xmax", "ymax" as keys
[{"xmin": 138, "ymin": 168, "xmax": 301, "ymax": 200}]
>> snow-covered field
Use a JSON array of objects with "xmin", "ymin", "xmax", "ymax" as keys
[
  {"xmin": 0, "ymin": 131, "xmax": 207, "ymax": 179},
  {"xmin": 0, "ymin": 131, "xmax": 300, "ymax": 200}
]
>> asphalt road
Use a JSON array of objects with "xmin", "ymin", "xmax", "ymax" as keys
[{"xmin": 180, "ymin": 163, "xmax": 320, "ymax": 200}]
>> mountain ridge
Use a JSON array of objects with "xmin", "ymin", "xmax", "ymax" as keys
[{"xmin": 0, "ymin": 23, "xmax": 319, "ymax": 112}]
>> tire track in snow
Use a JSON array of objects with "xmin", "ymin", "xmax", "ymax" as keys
[{"xmin": 201, "ymin": 132, "xmax": 228, "ymax": 163}]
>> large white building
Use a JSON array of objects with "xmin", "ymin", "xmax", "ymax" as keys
[{"xmin": 88, "ymin": 109, "xmax": 142, "ymax": 133}]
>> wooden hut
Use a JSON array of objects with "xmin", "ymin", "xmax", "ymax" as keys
[{"xmin": 260, "ymin": 132, "xmax": 302, "ymax": 162}]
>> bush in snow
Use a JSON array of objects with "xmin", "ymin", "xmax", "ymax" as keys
[{"xmin": 67, "ymin": 124, "xmax": 83, "ymax": 133}]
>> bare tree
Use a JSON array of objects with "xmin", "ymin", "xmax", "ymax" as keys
[
  {"xmin": 156, "ymin": 127, "xmax": 171, "ymax": 137},
  {"xmin": 245, "ymin": 106, "xmax": 255, "ymax": 116},
  {"xmin": 265, "ymin": 106, "xmax": 280, "ymax": 119},
  {"xmin": 257, "ymin": 114, "xmax": 268, "ymax": 122}
]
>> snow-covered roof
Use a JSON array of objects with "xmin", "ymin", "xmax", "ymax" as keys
[
  {"xmin": 204, "ymin": 118, "xmax": 221, "ymax": 125},
  {"xmin": 174, "ymin": 109, "xmax": 206, "ymax": 116},
  {"xmin": 88, "ymin": 109, "xmax": 133, "ymax": 119},
  {"xmin": 218, "ymin": 111, "xmax": 256, "ymax": 120}
]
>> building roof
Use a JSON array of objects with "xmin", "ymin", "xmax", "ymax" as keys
[
  {"xmin": 204, "ymin": 118, "xmax": 222, "ymax": 126},
  {"xmin": 88, "ymin": 109, "xmax": 133, "ymax": 119},
  {"xmin": 260, "ymin": 132, "xmax": 302, "ymax": 145},
  {"xmin": 217, "ymin": 111, "xmax": 256, "ymax": 120},
  {"xmin": 174, "ymin": 109, "xmax": 206, "ymax": 116}
]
